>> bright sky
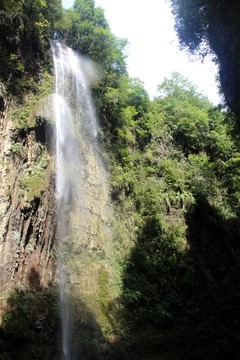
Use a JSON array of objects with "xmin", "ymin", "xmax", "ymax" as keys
[{"xmin": 62, "ymin": 0, "xmax": 220, "ymax": 104}]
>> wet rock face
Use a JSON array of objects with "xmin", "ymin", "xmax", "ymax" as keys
[
  {"xmin": 56, "ymin": 133, "xmax": 112, "ymax": 293},
  {"xmin": 0, "ymin": 96, "xmax": 112, "ymax": 295},
  {"xmin": 70, "ymin": 139, "xmax": 111, "ymax": 254},
  {"xmin": 0, "ymin": 99, "xmax": 56, "ymax": 295},
  {"xmin": 0, "ymin": 72, "xmax": 114, "ymax": 351}
]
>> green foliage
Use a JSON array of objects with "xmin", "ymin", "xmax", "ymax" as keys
[
  {"xmin": 1, "ymin": 0, "xmax": 240, "ymax": 358},
  {"xmin": 1, "ymin": 287, "xmax": 60, "ymax": 360},
  {"xmin": 20, "ymin": 147, "xmax": 48, "ymax": 206},
  {"xmin": 0, "ymin": 0, "xmax": 61, "ymax": 95},
  {"xmin": 61, "ymin": 0, "xmax": 126, "ymax": 75},
  {"xmin": 171, "ymin": 0, "xmax": 240, "ymax": 119},
  {"xmin": 171, "ymin": 0, "xmax": 208, "ymax": 53},
  {"xmin": 10, "ymin": 142, "xmax": 23, "ymax": 155},
  {"xmin": 108, "ymin": 71, "xmax": 240, "ymax": 359},
  {"xmin": 3, "ymin": 288, "xmax": 60, "ymax": 340},
  {"xmin": 20, "ymin": 167, "xmax": 45, "ymax": 204},
  {"xmin": 10, "ymin": 72, "xmax": 53, "ymax": 131}
]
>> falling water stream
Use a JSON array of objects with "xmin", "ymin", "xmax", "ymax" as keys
[{"xmin": 51, "ymin": 42, "xmax": 101, "ymax": 360}]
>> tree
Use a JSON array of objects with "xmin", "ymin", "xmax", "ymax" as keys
[
  {"xmin": 154, "ymin": 73, "xmax": 211, "ymax": 154},
  {"xmin": 63, "ymin": 0, "xmax": 126, "ymax": 74},
  {"xmin": 0, "ymin": 0, "xmax": 62, "ymax": 95},
  {"xmin": 171, "ymin": 0, "xmax": 240, "ymax": 121}
]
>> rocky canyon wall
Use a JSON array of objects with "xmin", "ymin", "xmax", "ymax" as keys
[{"xmin": 0, "ymin": 94, "xmax": 56, "ymax": 301}]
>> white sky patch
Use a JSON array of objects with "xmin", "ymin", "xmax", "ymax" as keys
[{"xmin": 62, "ymin": 0, "xmax": 220, "ymax": 104}]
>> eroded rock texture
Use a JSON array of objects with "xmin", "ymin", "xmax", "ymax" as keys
[{"xmin": 0, "ymin": 98, "xmax": 56, "ymax": 298}]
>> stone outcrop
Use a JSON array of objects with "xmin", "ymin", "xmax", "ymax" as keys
[
  {"xmin": 0, "ymin": 68, "xmax": 114, "ymax": 351},
  {"xmin": 0, "ymin": 98, "xmax": 56, "ymax": 299},
  {"xmin": 0, "ymin": 91, "xmax": 113, "ymax": 325}
]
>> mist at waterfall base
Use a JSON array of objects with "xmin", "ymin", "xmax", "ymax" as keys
[{"xmin": 51, "ymin": 42, "xmax": 103, "ymax": 360}]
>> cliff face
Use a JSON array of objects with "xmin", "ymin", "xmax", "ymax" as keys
[
  {"xmin": 0, "ymin": 92, "xmax": 56, "ymax": 299},
  {"xmin": 0, "ymin": 74, "xmax": 115, "ymax": 346}
]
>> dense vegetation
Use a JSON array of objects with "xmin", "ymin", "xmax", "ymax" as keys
[
  {"xmin": 1, "ymin": 0, "xmax": 240, "ymax": 359},
  {"xmin": 0, "ymin": 0, "xmax": 62, "ymax": 97},
  {"xmin": 109, "ymin": 72, "xmax": 240, "ymax": 359}
]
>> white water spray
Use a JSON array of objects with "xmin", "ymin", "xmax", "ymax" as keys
[{"xmin": 51, "ymin": 42, "xmax": 101, "ymax": 360}]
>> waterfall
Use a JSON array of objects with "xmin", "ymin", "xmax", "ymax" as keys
[{"xmin": 51, "ymin": 42, "xmax": 102, "ymax": 360}]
